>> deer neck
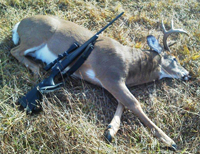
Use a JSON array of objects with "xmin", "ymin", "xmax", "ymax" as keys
[{"xmin": 125, "ymin": 47, "xmax": 161, "ymax": 86}]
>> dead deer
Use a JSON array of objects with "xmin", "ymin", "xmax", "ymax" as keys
[{"xmin": 11, "ymin": 15, "xmax": 189, "ymax": 150}]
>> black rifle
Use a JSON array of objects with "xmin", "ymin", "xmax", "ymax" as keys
[{"xmin": 18, "ymin": 12, "xmax": 124, "ymax": 113}]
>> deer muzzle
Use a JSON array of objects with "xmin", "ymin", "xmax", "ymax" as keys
[{"xmin": 182, "ymin": 74, "xmax": 191, "ymax": 81}]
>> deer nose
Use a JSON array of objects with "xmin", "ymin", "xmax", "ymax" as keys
[{"xmin": 182, "ymin": 74, "xmax": 191, "ymax": 81}]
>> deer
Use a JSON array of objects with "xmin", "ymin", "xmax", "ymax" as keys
[{"xmin": 11, "ymin": 15, "xmax": 189, "ymax": 150}]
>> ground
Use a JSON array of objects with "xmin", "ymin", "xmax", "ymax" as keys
[{"xmin": 0, "ymin": 0, "xmax": 199, "ymax": 153}]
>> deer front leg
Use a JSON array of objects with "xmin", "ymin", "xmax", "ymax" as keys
[
  {"xmin": 101, "ymin": 80, "xmax": 176, "ymax": 150},
  {"xmin": 11, "ymin": 45, "xmax": 40, "ymax": 76},
  {"xmin": 104, "ymin": 102, "xmax": 124, "ymax": 142}
]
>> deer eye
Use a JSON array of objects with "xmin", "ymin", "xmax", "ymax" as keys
[{"xmin": 173, "ymin": 57, "xmax": 177, "ymax": 62}]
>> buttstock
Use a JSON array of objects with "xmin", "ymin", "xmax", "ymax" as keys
[{"xmin": 18, "ymin": 84, "xmax": 43, "ymax": 113}]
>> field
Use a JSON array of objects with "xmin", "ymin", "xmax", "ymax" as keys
[{"xmin": 0, "ymin": 0, "xmax": 199, "ymax": 153}]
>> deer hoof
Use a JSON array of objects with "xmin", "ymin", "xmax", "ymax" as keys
[
  {"xmin": 164, "ymin": 144, "xmax": 177, "ymax": 151},
  {"xmin": 104, "ymin": 125, "xmax": 113, "ymax": 143},
  {"xmin": 171, "ymin": 144, "xmax": 177, "ymax": 151},
  {"xmin": 104, "ymin": 130, "xmax": 112, "ymax": 143}
]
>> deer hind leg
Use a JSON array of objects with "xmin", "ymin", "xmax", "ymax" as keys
[
  {"xmin": 11, "ymin": 45, "xmax": 41, "ymax": 76},
  {"xmin": 104, "ymin": 102, "xmax": 124, "ymax": 142},
  {"xmin": 101, "ymin": 79, "xmax": 176, "ymax": 149}
]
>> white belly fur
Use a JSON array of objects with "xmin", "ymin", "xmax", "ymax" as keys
[
  {"xmin": 24, "ymin": 44, "xmax": 57, "ymax": 64},
  {"xmin": 85, "ymin": 69, "xmax": 102, "ymax": 85}
]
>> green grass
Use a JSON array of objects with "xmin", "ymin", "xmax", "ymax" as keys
[{"xmin": 0, "ymin": 0, "xmax": 200, "ymax": 153}]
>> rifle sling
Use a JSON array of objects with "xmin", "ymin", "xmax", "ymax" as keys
[
  {"xmin": 39, "ymin": 43, "xmax": 94, "ymax": 93},
  {"xmin": 59, "ymin": 43, "xmax": 94, "ymax": 81}
]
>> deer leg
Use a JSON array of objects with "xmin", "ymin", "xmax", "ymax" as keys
[
  {"xmin": 101, "ymin": 80, "xmax": 176, "ymax": 149},
  {"xmin": 11, "ymin": 45, "xmax": 40, "ymax": 76},
  {"xmin": 104, "ymin": 102, "xmax": 124, "ymax": 142}
]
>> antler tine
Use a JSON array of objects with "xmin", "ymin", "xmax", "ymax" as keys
[
  {"xmin": 171, "ymin": 19, "xmax": 174, "ymax": 29},
  {"xmin": 161, "ymin": 20, "xmax": 167, "ymax": 33},
  {"xmin": 162, "ymin": 19, "xmax": 189, "ymax": 52}
]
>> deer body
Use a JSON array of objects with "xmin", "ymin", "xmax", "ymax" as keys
[{"xmin": 11, "ymin": 15, "xmax": 189, "ymax": 149}]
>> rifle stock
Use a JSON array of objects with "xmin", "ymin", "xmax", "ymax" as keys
[{"xmin": 19, "ymin": 84, "xmax": 42, "ymax": 112}]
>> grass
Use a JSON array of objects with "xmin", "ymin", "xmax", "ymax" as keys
[{"xmin": 0, "ymin": 0, "xmax": 200, "ymax": 153}]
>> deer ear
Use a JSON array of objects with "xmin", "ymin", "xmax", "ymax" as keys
[{"xmin": 147, "ymin": 35, "xmax": 163, "ymax": 54}]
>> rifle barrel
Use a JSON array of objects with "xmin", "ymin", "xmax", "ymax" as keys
[{"xmin": 96, "ymin": 12, "xmax": 124, "ymax": 36}]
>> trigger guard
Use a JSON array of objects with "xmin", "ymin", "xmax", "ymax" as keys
[{"xmin": 40, "ymin": 83, "xmax": 63, "ymax": 93}]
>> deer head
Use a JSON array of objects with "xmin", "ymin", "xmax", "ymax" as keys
[{"xmin": 147, "ymin": 20, "xmax": 189, "ymax": 81}]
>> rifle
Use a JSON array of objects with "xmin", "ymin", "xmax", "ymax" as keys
[{"xmin": 18, "ymin": 12, "xmax": 124, "ymax": 113}]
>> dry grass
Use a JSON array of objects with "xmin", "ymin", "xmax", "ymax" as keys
[{"xmin": 0, "ymin": 0, "xmax": 200, "ymax": 153}]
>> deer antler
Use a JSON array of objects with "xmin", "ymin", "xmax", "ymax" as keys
[{"xmin": 162, "ymin": 19, "xmax": 188, "ymax": 52}]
